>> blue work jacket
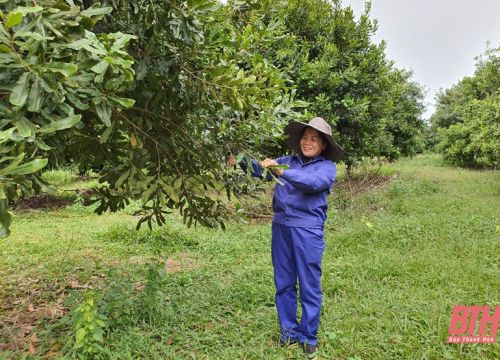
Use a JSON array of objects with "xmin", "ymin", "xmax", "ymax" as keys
[{"xmin": 242, "ymin": 154, "xmax": 336, "ymax": 228}]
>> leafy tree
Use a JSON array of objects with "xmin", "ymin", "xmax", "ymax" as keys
[
  {"xmin": 70, "ymin": 0, "xmax": 304, "ymax": 230},
  {"xmin": 437, "ymin": 95, "xmax": 499, "ymax": 168},
  {"xmin": 0, "ymin": 0, "xmax": 303, "ymax": 236},
  {"xmin": 382, "ymin": 69, "xmax": 425, "ymax": 160},
  {"xmin": 255, "ymin": 0, "xmax": 426, "ymax": 167},
  {"xmin": 431, "ymin": 47, "xmax": 500, "ymax": 168}
]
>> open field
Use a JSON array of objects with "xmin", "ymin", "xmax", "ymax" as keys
[{"xmin": 1, "ymin": 154, "xmax": 499, "ymax": 359}]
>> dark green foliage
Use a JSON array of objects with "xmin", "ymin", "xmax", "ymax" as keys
[
  {"xmin": 430, "ymin": 47, "xmax": 500, "ymax": 168},
  {"xmin": 258, "ymin": 0, "xmax": 426, "ymax": 165},
  {"xmin": 0, "ymin": 0, "xmax": 136, "ymax": 236},
  {"xmin": 77, "ymin": 0, "xmax": 303, "ymax": 230}
]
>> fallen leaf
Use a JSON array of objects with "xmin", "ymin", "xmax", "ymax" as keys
[
  {"xmin": 28, "ymin": 341, "xmax": 37, "ymax": 354},
  {"xmin": 166, "ymin": 336, "xmax": 175, "ymax": 345}
]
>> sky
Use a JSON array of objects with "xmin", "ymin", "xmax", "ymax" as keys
[{"xmin": 341, "ymin": 0, "xmax": 500, "ymax": 118}]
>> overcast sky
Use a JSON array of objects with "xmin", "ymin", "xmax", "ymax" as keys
[{"xmin": 341, "ymin": 0, "xmax": 500, "ymax": 118}]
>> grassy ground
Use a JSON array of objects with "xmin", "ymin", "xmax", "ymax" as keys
[{"xmin": 0, "ymin": 154, "xmax": 499, "ymax": 359}]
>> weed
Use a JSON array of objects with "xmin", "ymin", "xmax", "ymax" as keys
[{"xmin": 64, "ymin": 291, "xmax": 107, "ymax": 359}]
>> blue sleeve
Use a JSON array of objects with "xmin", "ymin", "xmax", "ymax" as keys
[
  {"xmin": 281, "ymin": 162, "xmax": 336, "ymax": 193},
  {"xmin": 240, "ymin": 156, "xmax": 288, "ymax": 181}
]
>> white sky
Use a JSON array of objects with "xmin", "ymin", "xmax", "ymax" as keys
[{"xmin": 341, "ymin": 0, "xmax": 500, "ymax": 118}]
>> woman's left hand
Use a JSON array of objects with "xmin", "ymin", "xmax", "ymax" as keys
[{"xmin": 260, "ymin": 158, "xmax": 284, "ymax": 176}]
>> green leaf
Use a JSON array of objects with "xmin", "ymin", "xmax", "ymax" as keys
[
  {"xmin": 109, "ymin": 32, "xmax": 137, "ymax": 52},
  {"xmin": 14, "ymin": 31, "xmax": 54, "ymax": 41},
  {"xmin": 0, "ymin": 23, "xmax": 8, "ymax": 40},
  {"xmin": 45, "ymin": 62, "xmax": 78, "ymax": 77},
  {"xmin": 115, "ymin": 169, "xmax": 130, "ymax": 188},
  {"xmin": 15, "ymin": 118, "xmax": 35, "ymax": 137},
  {"xmin": 0, "ymin": 44, "xmax": 11, "ymax": 53},
  {"xmin": 66, "ymin": 37, "xmax": 92, "ymax": 50},
  {"xmin": 92, "ymin": 331, "xmax": 104, "ymax": 342},
  {"xmin": 0, "ymin": 153, "xmax": 25, "ymax": 175},
  {"xmin": 75, "ymin": 328, "xmax": 86, "ymax": 346},
  {"xmin": 113, "ymin": 57, "xmax": 134, "ymax": 68},
  {"xmin": 141, "ymin": 185, "xmax": 156, "ymax": 204},
  {"xmin": 7, "ymin": 158, "xmax": 48, "ymax": 175},
  {"xmin": 6, "ymin": 12, "xmax": 22, "ymax": 28},
  {"xmin": 39, "ymin": 114, "xmax": 82, "ymax": 134},
  {"xmin": 36, "ymin": 138, "xmax": 52, "ymax": 151},
  {"xmin": 12, "ymin": 6, "xmax": 43, "ymax": 16},
  {"xmin": 95, "ymin": 101, "xmax": 111, "ymax": 126},
  {"xmin": 110, "ymin": 96, "xmax": 135, "ymax": 108},
  {"xmin": 27, "ymin": 76, "xmax": 42, "ymax": 112},
  {"xmin": 99, "ymin": 123, "xmax": 114, "ymax": 144},
  {"xmin": 0, "ymin": 128, "xmax": 15, "ymax": 143},
  {"xmin": 91, "ymin": 59, "xmax": 109, "ymax": 74},
  {"xmin": 79, "ymin": 5, "xmax": 113, "ymax": 17},
  {"xmin": 9, "ymin": 72, "xmax": 30, "ymax": 107}
]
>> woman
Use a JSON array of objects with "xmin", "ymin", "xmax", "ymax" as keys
[{"xmin": 231, "ymin": 117, "xmax": 343, "ymax": 359}]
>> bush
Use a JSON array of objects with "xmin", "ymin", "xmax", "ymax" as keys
[{"xmin": 438, "ymin": 96, "xmax": 499, "ymax": 168}]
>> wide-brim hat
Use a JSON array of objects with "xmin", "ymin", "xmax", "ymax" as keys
[{"xmin": 284, "ymin": 117, "xmax": 344, "ymax": 162}]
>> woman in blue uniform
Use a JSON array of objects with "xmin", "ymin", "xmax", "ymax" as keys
[{"xmin": 231, "ymin": 117, "xmax": 344, "ymax": 359}]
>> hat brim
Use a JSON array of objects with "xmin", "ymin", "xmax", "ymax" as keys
[{"xmin": 284, "ymin": 121, "xmax": 344, "ymax": 162}]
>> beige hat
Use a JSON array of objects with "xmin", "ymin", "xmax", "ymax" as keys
[{"xmin": 284, "ymin": 117, "xmax": 344, "ymax": 162}]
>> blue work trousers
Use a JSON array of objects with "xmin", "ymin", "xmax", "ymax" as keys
[{"xmin": 271, "ymin": 222, "xmax": 325, "ymax": 346}]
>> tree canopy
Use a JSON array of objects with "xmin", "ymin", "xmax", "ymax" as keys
[{"xmin": 430, "ymin": 47, "xmax": 499, "ymax": 168}]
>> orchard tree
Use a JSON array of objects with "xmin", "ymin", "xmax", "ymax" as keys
[
  {"xmin": 68, "ymin": 0, "xmax": 305, "ymax": 230},
  {"xmin": 431, "ymin": 47, "xmax": 500, "ymax": 168},
  {"xmin": 0, "ymin": 0, "xmax": 304, "ymax": 236},
  {"xmin": 258, "ymin": 0, "xmax": 426, "ymax": 167},
  {"xmin": 381, "ymin": 69, "xmax": 425, "ymax": 160}
]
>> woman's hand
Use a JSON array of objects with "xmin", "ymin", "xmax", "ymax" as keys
[
  {"xmin": 227, "ymin": 154, "xmax": 236, "ymax": 167},
  {"xmin": 260, "ymin": 158, "xmax": 284, "ymax": 176}
]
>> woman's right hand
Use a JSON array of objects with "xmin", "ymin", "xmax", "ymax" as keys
[
  {"xmin": 227, "ymin": 154, "xmax": 236, "ymax": 167},
  {"xmin": 260, "ymin": 158, "xmax": 283, "ymax": 176}
]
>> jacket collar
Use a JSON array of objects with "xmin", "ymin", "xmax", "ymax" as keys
[{"xmin": 295, "ymin": 154, "xmax": 326, "ymax": 166}]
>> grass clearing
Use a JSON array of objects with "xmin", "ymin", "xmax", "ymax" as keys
[{"xmin": 0, "ymin": 154, "xmax": 499, "ymax": 359}]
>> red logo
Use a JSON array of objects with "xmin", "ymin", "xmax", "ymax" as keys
[{"xmin": 448, "ymin": 305, "xmax": 500, "ymax": 343}]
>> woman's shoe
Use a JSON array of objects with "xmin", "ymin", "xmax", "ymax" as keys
[{"xmin": 303, "ymin": 343, "xmax": 318, "ymax": 359}]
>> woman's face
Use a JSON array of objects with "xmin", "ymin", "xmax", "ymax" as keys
[{"xmin": 300, "ymin": 128, "xmax": 326, "ymax": 159}]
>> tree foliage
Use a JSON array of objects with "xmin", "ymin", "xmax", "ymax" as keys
[
  {"xmin": 0, "ymin": 0, "xmax": 136, "ymax": 236},
  {"xmin": 430, "ymin": 47, "xmax": 500, "ymax": 168},
  {"xmin": 255, "ymin": 0, "xmax": 425, "ymax": 165},
  {"xmin": 0, "ymin": 0, "xmax": 304, "ymax": 236},
  {"xmin": 71, "ymin": 0, "xmax": 305, "ymax": 230}
]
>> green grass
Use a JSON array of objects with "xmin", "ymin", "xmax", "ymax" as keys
[{"xmin": 1, "ymin": 154, "xmax": 499, "ymax": 359}]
